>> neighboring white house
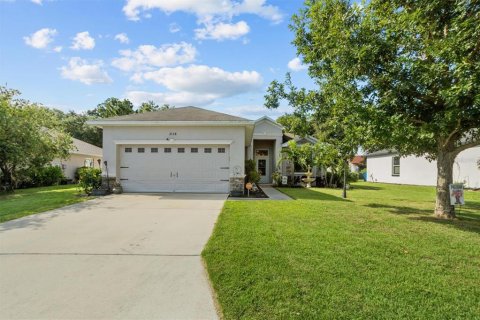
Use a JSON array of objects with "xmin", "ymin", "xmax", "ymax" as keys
[
  {"xmin": 88, "ymin": 107, "xmax": 291, "ymax": 193},
  {"xmin": 52, "ymin": 137, "xmax": 103, "ymax": 180},
  {"xmin": 366, "ymin": 146, "xmax": 480, "ymax": 189}
]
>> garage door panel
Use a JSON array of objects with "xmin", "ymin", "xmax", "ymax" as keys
[{"xmin": 119, "ymin": 145, "xmax": 230, "ymax": 193}]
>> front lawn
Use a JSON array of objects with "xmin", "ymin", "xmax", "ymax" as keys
[
  {"xmin": 0, "ymin": 185, "xmax": 88, "ymax": 223},
  {"xmin": 203, "ymin": 182, "xmax": 480, "ymax": 319}
]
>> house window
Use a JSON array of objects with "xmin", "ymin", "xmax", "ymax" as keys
[
  {"xmin": 164, "ymin": 148, "xmax": 171, "ymax": 153},
  {"xmin": 84, "ymin": 158, "xmax": 93, "ymax": 167},
  {"xmin": 178, "ymin": 147, "xmax": 185, "ymax": 153},
  {"xmin": 151, "ymin": 148, "xmax": 158, "ymax": 153},
  {"xmin": 218, "ymin": 147, "xmax": 225, "ymax": 153},
  {"xmin": 204, "ymin": 148, "xmax": 212, "ymax": 153},
  {"xmin": 138, "ymin": 148, "xmax": 145, "ymax": 153},
  {"xmin": 125, "ymin": 147, "xmax": 132, "ymax": 153},
  {"xmin": 191, "ymin": 147, "xmax": 198, "ymax": 153},
  {"xmin": 392, "ymin": 156, "xmax": 400, "ymax": 176}
]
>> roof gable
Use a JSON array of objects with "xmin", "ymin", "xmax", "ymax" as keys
[{"xmin": 100, "ymin": 106, "xmax": 250, "ymax": 122}]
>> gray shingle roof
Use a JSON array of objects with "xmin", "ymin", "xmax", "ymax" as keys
[
  {"xmin": 101, "ymin": 106, "xmax": 250, "ymax": 122},
  {"xmin": 72, "ymin": 138, "xmax": 102, "ymax": 157},
  {"xmin": 366, "ymin": 149, "xmax": 397, "ymax": 157}
]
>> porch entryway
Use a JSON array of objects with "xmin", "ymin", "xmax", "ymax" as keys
[{"xmin": 252, "ymin": 140, "xmax": 276, "ymax": 184}]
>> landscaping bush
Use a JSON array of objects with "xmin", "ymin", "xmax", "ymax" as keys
[
  {"xmin": 245, "ymin": 159, "xmax": 261, "ymax": 184},
  {"xmin": 349, "ymin": 171, "xmax": 359, "ymax": 182},
  {"xmin": 325, "ymin": 170, "xmax": 358, "ymax": 188},
  {"xmin": 17, "ymin": 165, "xmax": 65, "ymax": 188},
  {"xmin": 272, "ymin": 171, "xmax": 282, "ymax": 186},
  {"xmin": 78, "ymin": 167, "xmax": 102, "ymax": 195},
  {"xmin": 75, "ymin": 166, "xmax": 88, "ymax": 181}
]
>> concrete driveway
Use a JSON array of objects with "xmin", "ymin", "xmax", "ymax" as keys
[{"xmin": 0, "ymin": 193, "xmax": 226, "ymax": 319}]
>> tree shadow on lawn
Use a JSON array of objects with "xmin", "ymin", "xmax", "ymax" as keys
[
  {"xmin": 365, "ymin": 203, "xmax": 432, "ymax": 215},
  {"xmin": 351, "ymin": 184, "xmax": 383, "ymax": 191},
  {"xmin": 364, "ymin": 203, "xmax": 480, "ymax": 235},
  {"xmin": 409, "ymin": 216, "xmax": 480, "ymax": 235},
  {"xmin": 284, "ymin": 187, "xmax": 352, "ymax": 202}
]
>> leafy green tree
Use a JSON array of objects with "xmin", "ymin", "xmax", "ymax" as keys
[
  {"xmin": 88, "ymin": 97, "xmax": 135, "ymax": 118},
  {"xmin": 276, "ymin": 113, "xmax": 315, "ymax": 136},
  {"xmin": 266, "ymin": 0, "xmax": 480, "ymax": 218},
  {"xmin": 0, "ymin": 87, "xmax": 72, "ymax": 190},
  {"xmin": 137, "ymin": 101, "xmax": 160, "ymax": 113},
  {"xmin": 60, "ymin": 111, "xmax": 102, "ymax": 147}
]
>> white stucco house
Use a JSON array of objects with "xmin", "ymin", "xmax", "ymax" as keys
[
  {"xmin": 366, "ymin": 146, "xmax": 480, "ymax": 189},
  {"xmin": 51, "ymin": 138, "xmax": 103, "ymax": 180},
  {"xmin": 89, "ymin": 107, "xmax": 287, "ymax": 193}
]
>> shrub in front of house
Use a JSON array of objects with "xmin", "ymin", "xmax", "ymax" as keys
[
  {"xmin": 78, "ymin": 167, "xmax": 102, "ymax": 195},
  {"xmin": 245, "ymin": 159, "xmax": 261, "ymax": 184},
  {"xmin": 17, "ymin": 165, "xmax": 65, "ymax": 188}
]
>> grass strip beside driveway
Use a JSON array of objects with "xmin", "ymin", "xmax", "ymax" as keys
[
  {"xmin": 0, "ymin": 185, "xmax": 88, "ymax": 223},
  {"xmin": 203, "ymin": 182, "xmax": 480, "ymax": 319}
]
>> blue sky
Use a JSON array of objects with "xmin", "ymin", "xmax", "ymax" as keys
[{"xmin": 0, "ymin": 0, "xmax": 314, "ymax": 119}]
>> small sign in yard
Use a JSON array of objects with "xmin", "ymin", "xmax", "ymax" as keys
[
  {"xmin": 246, "ymin": 182, "xmax": 253, "ymax": 197},
  {"xmin": 449, "ymin": 183, "xmax": 465, "ymax": 205},
  {"xmin": 281, "ymin": 176, "xmax": 288, "ymax": 186}
]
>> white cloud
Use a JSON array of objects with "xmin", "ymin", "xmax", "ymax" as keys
[
  {"xmin": 31, "ymin": 0, "xmax": 42, "ymax": 4},
  {"xmin": 169, "ymin": 23, "xmax": 181, "ymax": 33},
  {"xmin": 60, "ymin": 57, "xmax": 112, "ymax": 85},
  {"xmin": 71, "ymin": 31, "xmax": 95, "ymax": 50},
  {"xmin": 24, "ymin": 28, "xmax": 57, "ymax": 49},
  {"xmin": 114, "ymin": 33, "xmax": 130, "ymax": 44},
  {"xmin": 123, "ymin": 0, "xmax": 282, "ymax": 23},
  {"xmin": 287, "ymin": 57, "xmax": 307, "ymax": 72},
  {"xmin": 139, "ymin": 65, "xmax": 262, "ymax": 97},
  {"xmin": 195, "ymin": 20, "xmax": 249, "ymax": 41},
  {"xmin": 53, "ymin": 46, "xmax": 63, "ymax": 52},
  {"xmin": 111, "ymin": 42, "xmax": 197, "ymax": 72},
  {"xmin": 123, "ymin": 0, "xmax": 281, "ymax": 41},
  {"xmin": 126, "ymin": 64, "xmax": 263, "ymax": 107}
]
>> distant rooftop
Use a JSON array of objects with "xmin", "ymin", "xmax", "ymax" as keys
[{"xmin": 72, "ymin": 138, "xmax": 102, "ymax": 157}]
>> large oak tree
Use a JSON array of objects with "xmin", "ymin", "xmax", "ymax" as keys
[{"xmin": 266, "ymin": 0, "xmax": 480, "ymax": 218}]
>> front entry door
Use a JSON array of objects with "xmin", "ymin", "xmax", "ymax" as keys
[{"xmin": 255, "ymin": 149, "xmax": 270, "ymax": 184}]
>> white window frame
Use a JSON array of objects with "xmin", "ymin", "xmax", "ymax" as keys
[{"xmin": 392, "ymin": 156, "xmax": 400, "ymax": 176}]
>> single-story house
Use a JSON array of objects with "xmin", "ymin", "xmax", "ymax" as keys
[
  {"xmin": 366, "ymin": 147, "xmax": 480, "ymax": 189},
  {"xmin": 51, "ymin": 137, "xmax": 103, "ymax": 180},
  {"xmin": 349, "ymin": 155, "xmax": 365, "ymax": 173},
  {"xmin": 88, "ymin": 107, "xmax": 290, "ymax": 193}
]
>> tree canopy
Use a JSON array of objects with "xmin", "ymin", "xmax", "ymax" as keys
[
  {"xmin": 266, "ymin": 0, "xmax": 480, "ymax": 217},
  {"xmin": 0, "ymin": 87, "xmax": 72, "ymax": 189}
]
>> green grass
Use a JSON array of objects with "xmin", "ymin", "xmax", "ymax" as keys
[
  {"xmin": 203, "ymin": 182, "xmax": 480, "ymax": 319},
  {"xmin": 0, "ymin": 185, "xmax": 89, "ymax": 223}
]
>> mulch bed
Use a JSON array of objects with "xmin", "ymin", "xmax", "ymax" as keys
[{"xmin": 229, "ymin": 185, "xmax": 269, "ymax": 199}]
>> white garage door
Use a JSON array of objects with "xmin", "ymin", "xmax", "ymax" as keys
[{"xmin": 119, "ymin": 145, "xmax": 230, "ymax": 193}]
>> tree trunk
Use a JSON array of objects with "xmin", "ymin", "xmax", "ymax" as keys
[
  {"xmin": 342, "ymin": 161, "xmax": 347, "ymax": 199},
  {"xmin": 434, "ymin": 149, "xmax": 456, "ymax": 219},
  {"xmin": 0, "ymin": 165, "xmax": 14, "ymax": 192}
]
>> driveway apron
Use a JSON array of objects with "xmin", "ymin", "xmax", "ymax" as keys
[{"xmin": 0, "ymin": 193, "xmax": 226, "ymax": 319}]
